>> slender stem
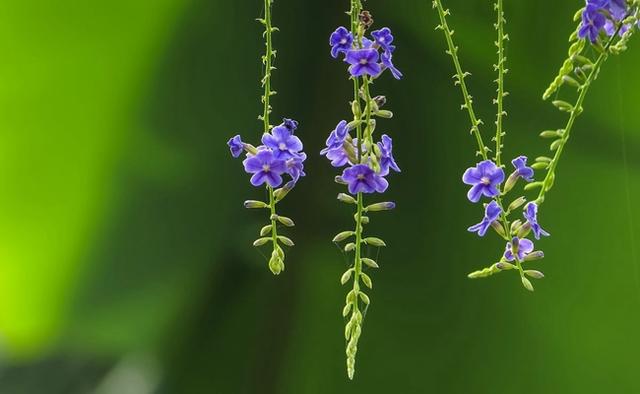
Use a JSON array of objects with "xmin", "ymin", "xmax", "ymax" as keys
[
  {"xmin": 536, "ymin": 28, "xmax": 624, "ymax": 205},
  {"xmin": 269, "ymin": 186, "xmax": 278, "ymax": 250},
  {"xmin": 262, "ymin": 0, "xmax": 274, "ymax": 133},
  {"xmin": 351, "ymin": 0, "xmax": 363, "ymax": 161},
  {"xmin": 433, "ymin": 0, "xmax": 488, "ymax": 160},
  {"xmin": 494, "ymin": 0, "xmax": 506, "ymax": 167}
]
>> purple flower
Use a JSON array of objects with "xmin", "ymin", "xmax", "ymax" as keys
[
  {"xmin": 243, "ymin": 149, "xmax": 287, "ymax": 188},
  {"xmin": 462, "ymin": 160, "xmax": 505, "ymax": 203},
  {"xmin": 523, "ymin": 202, "xmax": 550, "ymax": 240},
  {"xmin": 286, "ymin": 152, "xmax": 307, "ymax": 182},
  {"xmin": 341, "ymin": 164, "xmax": 389, "ymax": 194},
  {"xmin": 346, "ymin": 48, "xmax": 382, "ymax": 77},
  {"xmin": 371, "ymin": 27, "xmax": 394, "ymax": 52},
  {"xmin": 579, "ymin": 5, "xmax": 607, "ymax": 42},
  {"xmin": 262, "ymin": 123, "xmax": 303, "ymax": 160},
  {"xmin": 330, "ymin": 27, "xmax": 354, "ymax": 59},
  {"xmin": 512, "ymin": 156, "xmax": 534, "ymax": 182},
  {"xmin": 378, "ymin": 134, "xmax": 401, "ymax": 176},
  {"xmin": 381, "ymin": 47, "xmax": 403, "ymax": 80},
  {"xmin": 504, "ymin": 237, "xmax": 535, "ymax": 262},
  {"xmin": 227, "ymin": 135, "xmax": 244, "ymax": 158},
  {"xmin": 321, "ymin": 120, "xmax": 349, "ymax": 153},
  {"xmin": 468, "ymin": 201, "xmax": 502, "ymax": 237}
]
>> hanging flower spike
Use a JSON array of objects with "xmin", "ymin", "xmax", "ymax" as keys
[
  {"xmin": 462, "ymin": 160, "xmax": 505, "ymax": 203},
  {"xmin": 434, "ymin": 0, "xmax": 552, "ymax": 291},
  {"xmin": 326, "ymin": 2, "xmax": 402, "ymax": 380},
  {"xmin": 227, "ymin": 0, "xmax": 306, "ymax": 275},
  {"xmin": 468, "ymin": 201, "xmax": 502, "ymax": 237},
  {"xmin": 523, "ymin": 202, "xmax": 550, "ymax": 240}
]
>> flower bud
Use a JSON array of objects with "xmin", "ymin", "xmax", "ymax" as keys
[
  {"xmin": 359, "ymin": 291, "xmax": 370, "ymax": 304},
  {"xmin": 360, "ymin": 216, "xmax": 370, "ymax": 225},
  {"xmin": 260, "ymin": 225, "xmax": 273, "ymax": 236},
  {"xmin": 525, "ymin": 270, "xmax": 545, "ymax": 279},
  {"xmin": 363, "ymin": 237, "xmax": 386, "ymax": 247},
  {"xmin": 269, "ymin": 253, "xmax": 284, "ymax": 275},
  {"xmin": 244, "ymin": 200, "xmax": 268, "ymax": 209},
  {"xmin": 344, "ymin": 243, "xmax": 356, "ymax": 252},
  {"xmin": 342, "ymin": 302, "xmax": 352, "ymax": 317},
  {"xmin": 495, "ymin": 262, "xmax": 516, "ymax": 271},
  {"xmin": 333, "ymin": 231, "xmax": 355, "ymax": 242},
  {"xmin": 373, "ymin": 95, "xmax": 387, "ymax": 108},
  {"xmin": 243, "ymin": 143, "xmax": 258, "ymax": 155},
  {"xmin": 361, "ymin": 258, "xmax": 379, "ymax": 268},
  {"xmin": 521, "ymin": 276, "xmax": 534, "ymax": 292},
  {"xmin": 365, "ymin": 202, "xmax": 396, "ymax": 212},
  {"xmin": 517, "ymin": 222, "xmax": 532, "ymax": 238},
  {"xmin": 337, "ymin": 193, "xmax": 357, "ymax": 204},
  {"xmin": 335, "ymin": 176, "xmax": 347, "ymax": 185},
  {"xmin": 502, "ymin": 172, "xmax": 519, "ymax": 194},
  {"xmin": 375, "ymin": 110, "xmax": 394, "ymax": 119},
  {"xmin": 341, "ymin": 269, "xmax": 354, "ymax": 285},
  {"xmin": 507, "ymin": 197, "xmax": 527, "ymax": 212},
  {"xmin": 277, "ymin": 216, "xmax": 295, "ymax": 227},
  {"xmin": 277, "ymin": 235, "xmax": 294, "ymax": 247},
  {"xmin": 524, "ymin": 251, "xmax": 544, "ymax": 262},
  {"xmin": 491, "ymin": 221, "xmax": 507, "ymax": 238},
  {"xmin": 253, "ymin": 237, "xmax": 270, "ymax": 247},
  {"xmin": 361, "ymin": 273, "xmax": 373, "ymax": 289}
]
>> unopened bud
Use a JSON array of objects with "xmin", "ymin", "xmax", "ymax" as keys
[
  {"xmin": 244, "ymin": 200, "xmax": 268, "ymax": 209},
  {"xmin": 502, "ymin": 172, "xmax": 519, "ymax": 194},
  {"xmin": 525, "ymin": 270, "xmax": 545, "ymax": 279},
  {"xmin": 333, "ymin": 231, "xmax": 355, "ymax": 242},
  {"xmin": 337, "ymin": 193, "xmax": 357, "ymax": 204},
  {"xmin": 508, "ymin": 197, "xmax": 527, "ymax": 212},
  {"xmin": 363, "ymin": 237, "xmax": 386, "ymax": 247},
  {"xmin": 524, "ymin": 251, "xmax": 544, "ymax": 262},
  {"xmin": 365, "ymin": 202, "xmax": 396, "ymax": 212}
]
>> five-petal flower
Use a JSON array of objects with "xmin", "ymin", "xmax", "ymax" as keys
[
  {"xmin": 468, "ymin": 201, "xmax": 503, "ymax": 237},
  {"xmin": 462, "ymin": 160, "xmax": 505, "ymax": 203}
]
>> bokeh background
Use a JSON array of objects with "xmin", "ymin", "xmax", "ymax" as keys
[{"xmin": 1, "ymin": 0, "xmax": 639, "ymax": 393}]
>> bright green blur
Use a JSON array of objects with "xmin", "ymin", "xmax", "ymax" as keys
[{"xmin": 0, "ymin": 0, "xmax": 638, "ymax": 392}]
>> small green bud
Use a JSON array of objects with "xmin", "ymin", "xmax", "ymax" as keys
[
  {"xmin": 517, "ymin": 222, "xmax": 532, "ymax": 238},
  {"xmin": 531, "ymin": 162, "xmax": 549, "ymax": 170},
  {"xmin": 365, "ymin": 202, "xmax": 396, "ymax": 212},
  {"xmin": 361, "ymin": 273, "xmax": 373, "ymax": 289},
  {"xmin": 536, "ymin": 156, "xmax": 552, "ymax": 163},
  {"xmin": 360, "ymin": 216, "xmax": 370, "ymax": 225},
  {"xmin": 341, "ymin": 269, "xmax": 354, "ymax": 285},
  {"xmin": 521, "ymin": 276, "xmax": 534, "ymax": 292},
  {"xmin": 244, "ymin": 200, "xmax": 268, "ymax": 209},
  {"xmin": 552, "ymin": 100, "xmax": 574, "ymax": 112},
  {"xmin": 495, "ymin": 262, "xmax": 516, "ymax": 271},
  {"xmin": 335, "ymin": 176, "xmax": 348, "ymax": 185},
  {"xmin": 491, "ymin": 221, "xmax": 507, "ymax": 238},
  {"xmin": 273, "ymin": 183, "xmax": 293, "ymax": 201},
  {"xmin": 333, "ymin": 231, "xmax": 355, "ymax": 242},
  {"xmin": 344, "ymin": 243, "xmax": 356, "ymax": 252},
  {"xmin": 260, "ymin": 225, "xmax": 273, "ymax": 236},
  {"xmin": 539, "ymin": 130, "xmax": 562, "ymax": 139},
  {"xmin": 524, "ymin": 251, "xmax": 544, "ymax": 262},
  {"xmin": 269, "ymin": 251, "xmax": 284, "ymax": 275},
  {"xmin": 359, "ymin": 292, "xmax": 370, "ymax": 305},
  {"xmin": 351, "ymin": 100, "xmax": 361, "ymax": 117},
  {"xmin": 277, "ymin": 216, "xmax": 295, "ymax": 227},
  {"xmin": 524, "ymin": 182, "xmax": 544, "ymax": 191},
  {"xmin": 253, "ymin": 237, "xmax": 270, "ymax": 247},
  {"xmin": 337, "ymin": 193, "xmax": 357, "ymax": 204},
  {"xmin": 361, "ymin": 258, "xmax": 379, "ymax": 268},
  {"xmin": 277, "ymin": 236, "xmax": 294, "ymax": 247},
  {"xmin": 507, "ymin": 197, "xmax": 527, "ymax": 212},
  {"xmin": 525, "ymin": 270, "xmax": 545, "ymax": 279},
  {"xmin": 375, "ymin": 109, "xmax": 394, "ymax": 118},
  {"xmin": 502, "ymin": 172, "xmax": 519, "ymax": 194},
  {"xmin": 562, "ymin": 75, "xmax": 580, "ymax": 88},
  {"xmin": 243, "ymin": 143, "xmax": 259, "ymax": 155},
  {"xmin": 550, "ymin": 139, "xmax": 563, "ymax": 151},
  {"xmin": 510, "ymin": 219, "xmax": 523, "ymax": 235},
  {"xmin": 342, "ymin": 302, "xmax": 352, "ymax": 317},
  {"xmin": 363, "ymin": 237, "xmax": 386, "ymax": 247}
]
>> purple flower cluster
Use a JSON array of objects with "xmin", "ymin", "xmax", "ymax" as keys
[
  {"xmin": 227, "ymin": 119, "xmax": 306, "ymax": 188},
  {"xmin": 330, "ymin": 26, "xmax": 403, "ymax": 80},
  {"xmin": 579, "ymin": 0, "xmax": 636, "ymax": 42},
  {"xmin": 321, "ymin": 121, "xmax": 400, "ymax": 194},
  {"xmin": 463, "ymin": 157, "xmax": 550, "ymax": 260}
]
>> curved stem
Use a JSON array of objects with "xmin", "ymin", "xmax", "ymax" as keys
[
  {"xmin": 536, "ymin": 26, "xmax": 626, "ymax": 205},
  {"xmin": 433, "ymin": 0, "xmax": 488, "ymax": 160}
]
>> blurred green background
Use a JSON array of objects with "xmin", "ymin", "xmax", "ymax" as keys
[{"xmin": 1, "ymin": 0, "xmax": 639, "ymax": 393}]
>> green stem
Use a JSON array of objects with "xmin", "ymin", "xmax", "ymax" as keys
[
  {"xmin": 433, "ymin": 0, "xmax": 488, "ymax": 160},
  {"xmin": 494, "ymin": 0, "xmax": 506, "ymax": 167},
  {"xmin": 536, "ymin": 32, "xmax": 622, "ymax": 205},
  {"xmin": 268, "ymin": 186, "xmax": 278, "ymax": 250},
  {"xmin": 262, "ymin": 0, "xmax": 274, "ymax": 133}
]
